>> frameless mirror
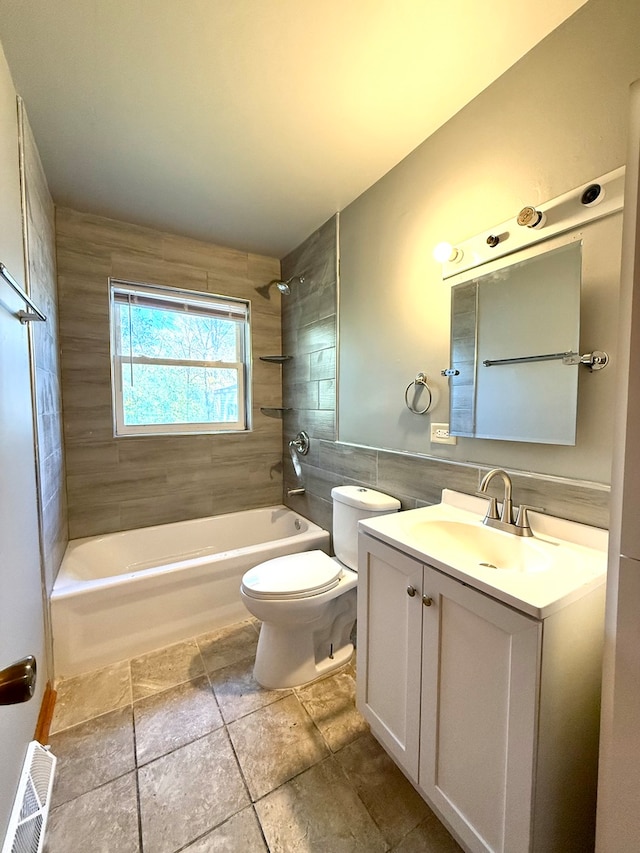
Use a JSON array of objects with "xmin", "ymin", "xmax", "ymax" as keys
[{"xmin": 448, "ymin": 238, "xmax": 582, "ymax": 444}]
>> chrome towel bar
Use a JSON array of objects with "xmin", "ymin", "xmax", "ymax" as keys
[
  {"xmin": 482, "ymin": 350, "xmax": 608, "ymax": 370},
  {"xmin": 0, "ymin": 262, "xmax": 47, "ymax": 323}
]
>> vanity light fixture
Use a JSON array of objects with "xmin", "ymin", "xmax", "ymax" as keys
[
  {"xmin": 517, "ymin": 206, "xmax": 546, "ymax": 229},
  {"xmin": 438, "ymin": 167, "xmax": 624, "ymax": 280},
  {"xmin": 433, "ymin": 242, "xmax": 463, "ymax": 264}
]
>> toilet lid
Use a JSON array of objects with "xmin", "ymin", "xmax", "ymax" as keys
[{"xmin": 241, "ymin": 550, "xmax": 342, "ymax": 599}]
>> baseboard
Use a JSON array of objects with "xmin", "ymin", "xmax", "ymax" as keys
[{"xmin": 34, "ymin": 681, "xmax": 57, "ymax": 743}]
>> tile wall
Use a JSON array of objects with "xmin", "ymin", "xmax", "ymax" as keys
[
  {"xmin": 21, "ymin": 106, "xmax": 68, "ymax": 593},
  {"xmin": 281, "ymin": 216, "xmax": 610, "ymax": 533},
  {"xmin": 56, "ymin": 209, "xmax": 284, "ymax": 539}
]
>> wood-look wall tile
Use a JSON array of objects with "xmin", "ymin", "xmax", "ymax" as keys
[
  {"xmin": 284, "ymin": 381, "xmax": 319, "ymax": 410},
  {"xmin": 63, "ymin": 405, "xmax": 115, "ymax": 443},
  {"xmin": 377, "ymin": 450, "xmax": 479, "ymax": 506},
  {"xmin": 319, "ymin": 441, "xmax": 377, "ymax": 484},
  {"xmin": 309, "ymin": 348, "xmax": 336, "ymax": 382},
  {"xmin": 56, "ymin": 238, "xmax": 112, "ymax": 277},
  {"xmin": 318, "ymin": 379, "xmax": 336, "ymax": 410},
  {"xmin": 42, "ymin": 490, "xmax": 69, "ymax": 589},
  {"xmin": 288, "ymin": 316, "xmax": 336, "ymax": 356},
  {"xmin": 35, "ymin": 365, "xmax": 63, "ymax": 417},
  {"xmin": 40, "ymin": 412, "xmax": 67, "ymax": 461},
  {"xmin": 162, "ymin": 234, "xmax": 249, "ymax": 277},
  {"xmin": 110, "ymin": 253, "xmax": 209, "ymax": 291},
  {"xmin": 210, "ymin": 480, "xmax": 283, "ymax": 515},
  {"xmin": 283, "ymin": 409, "xmax": 335, "ymax": 443},
  {"xmin": 276, "ymin": 354, "xmax": 310, "ymax": 385},
  {"xmin": 284, "ymin": 490, "xmax": 333, "ymax": 534},
  {"xmin": 61, "ymin": 360, "xmax": 112, "ymax": 388},
  {"xmin": 251, "ymin": 314, "xmax": 282, "ymax": 354},
  {"xmin": 68, "ymin": 503, "xmax": 122, "ymax": 539},
  {"xmin": 116, "ymin": 492, "xmax": 215, "ymax": 533},
  {"xmin": 247, "ymin": 253, "xmax": 280, "ymax": 283},
  {"xmin": 40, "ymin": 448, "xmax": 66, "ymax": 508},
  {"xmin": 62, "ymin": 377, "xmax": 113, "ymax": 410},
  {"xmin": 56, "ymin": 208, "xmax": 163, "ymax": 259},
  {"xmin": 65, "ymin": 440, "xmax": 119, "ymax": 475},
  {"xmin": 284, "ymin": 460, "xmax": 351, "ymax": 504},
  {"xmin": 67, "ymin": 467, "xmax": 169, "ymax": 505},
  {"xmin": 281, "ymin": 216, "xmax": 337, "ymax": 290}
]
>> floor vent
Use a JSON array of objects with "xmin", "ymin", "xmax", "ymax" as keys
[{"xmin": 2, "ymin": 742, "xmax": 57, "ymax": 853}]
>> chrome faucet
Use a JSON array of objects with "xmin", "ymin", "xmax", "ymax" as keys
[{"xmin": 476, "ymin": 468, "xmax": 541, "ymax": 537}]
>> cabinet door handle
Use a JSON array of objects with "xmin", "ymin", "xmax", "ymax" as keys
[
  {"xmin": 407, "ymin": 586, "xmax": 417, "ymax": 597},
  {"xmin": 422, "ymin": 595, "xmax": 433, "ymax": 607}
]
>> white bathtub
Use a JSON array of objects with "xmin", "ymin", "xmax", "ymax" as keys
[{"xmin": 51, "ymin": 506, "xmax": 330, "ymax": 677}]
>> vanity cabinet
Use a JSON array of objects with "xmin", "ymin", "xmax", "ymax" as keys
[{"xmin": 357, "ymin": 532, "xmax": 604, "ymax": 853}]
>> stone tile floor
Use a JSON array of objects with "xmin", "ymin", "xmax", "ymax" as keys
[{"xmin": 44, "ymin": 618, "xmax": 462, "ymax": 853}]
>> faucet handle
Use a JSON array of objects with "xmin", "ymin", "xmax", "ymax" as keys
[
  {"xmin": 475, "ymin": 492, "xmax": 500, "ymax": 520},
  {"xmin": 515, "ymin": 504, "xmax": 544, "ymax": 534}
]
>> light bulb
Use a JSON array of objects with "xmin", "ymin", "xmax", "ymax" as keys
[{"xmin": 433, "ymin": 242, "xmax": 463, "ymax": 264}]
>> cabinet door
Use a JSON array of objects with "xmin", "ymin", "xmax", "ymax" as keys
[
  {"xmin": 420, "ymin": 566, "xmax": 541, "ymax": 853},
  {"xmin": 357, "ymin": 533, "xmax": 423, "ymax": 779}
]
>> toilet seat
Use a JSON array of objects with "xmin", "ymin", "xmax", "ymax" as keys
[{"xmin": 241, "ymin": 550, "xmax": 343, "ymax": 600}]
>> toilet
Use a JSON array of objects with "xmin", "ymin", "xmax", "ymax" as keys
[{"xmin": 240, "ymin": 485, "xmax": 400, "ymax": 689}]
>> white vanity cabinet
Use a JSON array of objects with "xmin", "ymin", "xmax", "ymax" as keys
[{"xmin": 357, "ymin": 531, "xmax": 604, "ymax": 853}]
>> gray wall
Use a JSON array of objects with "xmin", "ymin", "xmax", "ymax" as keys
[
  {"xmin": 338, "ymin": 0, "xmax": 639, "ymax": 486},
  {"xmin": 56, "ymin": 208, "xmax": 284, "ymax": 538},
  {"xmin": 282, "ymin": 218, "xmax": 608, "ymax": 530}
]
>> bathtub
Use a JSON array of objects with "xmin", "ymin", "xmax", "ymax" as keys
[{"xmin": 51, "ymin": 506, "xmax": 330, "ymax": 677}]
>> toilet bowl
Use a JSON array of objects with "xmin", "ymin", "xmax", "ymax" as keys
[{"xmin": 240, "ymin": 486, "xmax": 400, "ymax": 688}]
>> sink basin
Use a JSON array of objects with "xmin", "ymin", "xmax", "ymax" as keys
[
  {"xmin": 358, "ymin": 489, "xmax": 608, "ymax": 619},
  {"xmin": 405, "ymin": 519, "xmax": 554, "ymax": 573}
]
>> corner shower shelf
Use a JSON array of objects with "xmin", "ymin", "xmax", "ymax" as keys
[
  {"xmin": 259, "ymin": 355, "xmax": 293, "ymax": 363},
  {"xmin": 260, "ymin": 407, "xmax": 292, "ymax": 417}
]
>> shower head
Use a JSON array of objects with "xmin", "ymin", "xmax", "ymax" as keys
[
  {"xmin": 255, "ymin": 274, "xmax": 306, "ymax": 300},
  {"xmin": 269, "ymin": 275, "xmax": 305, "ymax": 296}
]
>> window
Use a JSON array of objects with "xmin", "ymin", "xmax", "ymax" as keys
[{"xmin": 109, "ymin": 280, "xmax": 250, "ymax": 436}]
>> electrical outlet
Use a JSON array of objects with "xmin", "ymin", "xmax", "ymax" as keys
[{"xmin": 430, "ymin": 422, "xmax": 457, "ymax": 445}]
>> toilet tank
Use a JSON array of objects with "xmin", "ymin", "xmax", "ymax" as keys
[{"xmin": 331, "ymin": 486, "xmax": 401, "ymax": 571}]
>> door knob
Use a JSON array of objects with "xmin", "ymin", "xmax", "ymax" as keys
[
  {"xmin": 407, "ymin": 586, "xmax": 417, "ymax": 597},
  {"xmin": 0, "ymin": 656, "xmax": 37, "ymax": 705},
  {"xmin": 422, "ymin": 595, "xmax": 433, "ymax": 607}
]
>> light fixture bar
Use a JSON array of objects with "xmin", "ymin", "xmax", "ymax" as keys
[{"xmin": 440, "ymin": 166, "xmax": 625, "ymax": 280}]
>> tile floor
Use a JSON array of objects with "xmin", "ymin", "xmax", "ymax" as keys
[{"xmin": 44, "ymin": 618, "xmax": 462, "ymax": 853}]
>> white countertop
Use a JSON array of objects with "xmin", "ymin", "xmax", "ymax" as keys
[{"xmin": 358, "ymin": 489, "xmax": 608, "ymax": 619}]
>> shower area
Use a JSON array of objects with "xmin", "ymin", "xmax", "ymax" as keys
[{"xmin": 278, "ymin": 216, "xmax": 340, "ymax": 532}]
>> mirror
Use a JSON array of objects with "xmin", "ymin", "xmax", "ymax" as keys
[{"xmin": 448, "ymin": 238, "xmax": 582, "ymax": 445}]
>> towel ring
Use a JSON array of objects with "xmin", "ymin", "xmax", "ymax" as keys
[{"xmin": 404, "ymin": 372, "xmax": 433, "ymax": 415}]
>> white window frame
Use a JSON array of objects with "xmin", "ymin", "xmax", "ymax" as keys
[{"xmin": 109, "ymin": 279, "xmax": 251, "ymax": 436}]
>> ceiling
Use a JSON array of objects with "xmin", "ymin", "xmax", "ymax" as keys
[{"xmin": 0, "ymin": 1, "xmax": 587, "ymax": 258}]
